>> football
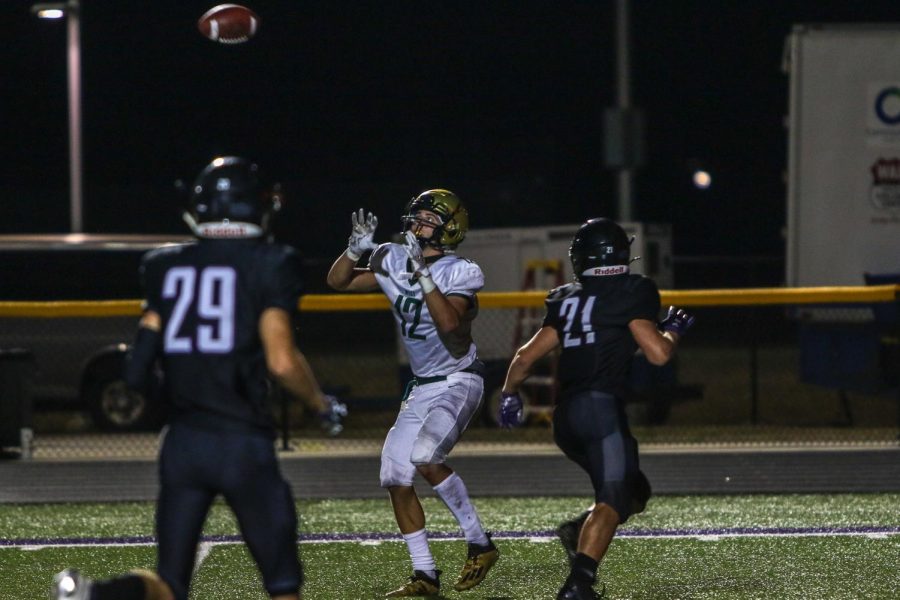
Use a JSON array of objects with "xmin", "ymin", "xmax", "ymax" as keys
[{"xmin": 197, "ymin": 4, "xmax": 260, "ymax": 44}]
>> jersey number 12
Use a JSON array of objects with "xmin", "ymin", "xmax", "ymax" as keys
[
  {"xmin": 163, "ymin": 266, "xmax": 236, "ymax": 353},
  {"xmin": 393, "ymin": 295, "xmax": 427, "ymax": 340}
]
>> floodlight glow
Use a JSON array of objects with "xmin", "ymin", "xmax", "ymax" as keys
[
  {"xmin": 31, "ymin": 3, "xmax": 67, "ymax": 18},
  {"xmin": 692, "ymin": 170, "xmax": 712, "ymax": 189}
]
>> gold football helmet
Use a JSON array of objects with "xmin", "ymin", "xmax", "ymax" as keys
[{"xmin": 401, "ymin": 189, "xmax": 469, "ymax": 250}]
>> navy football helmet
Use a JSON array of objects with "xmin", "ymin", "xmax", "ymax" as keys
[
  {"xmin": 569, "ymin": 217, "xmax": 633, "ymax": 279},
  {"xmin": 401, "ymin": 189, "xmax": 469, "ymax": 250},
  {"xmin": 184, "ymin": 156, "xmax": 282, "ymax": 238}
]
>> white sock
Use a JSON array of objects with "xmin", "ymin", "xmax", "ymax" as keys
[
  {"xmin": 402, "ymin": 528, "xmax": 437, "ymax": 577},
  {"xmin": 434, "ymin": 472, "xmax": 489, "ymax": 546}
]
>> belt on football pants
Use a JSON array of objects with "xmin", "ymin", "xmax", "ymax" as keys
[{"xmin": 412, "ymin": 359, "xmax": 485, "ymax": 386}]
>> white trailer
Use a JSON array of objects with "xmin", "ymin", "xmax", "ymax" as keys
[
  {"xmin": 785, "ymin": 24, "xmax": 900, "ymax": 287},
  {"xmin": 784, "ymin": 25, "xmax": 900, "ymax": 399}
]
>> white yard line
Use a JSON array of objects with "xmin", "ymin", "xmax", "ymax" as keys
[{"xmin": 8, "ymin": 527, "xmax": 899, "ymax": 551}]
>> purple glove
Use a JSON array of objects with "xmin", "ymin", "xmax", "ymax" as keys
[
  {"xmin": 319, "ymin": 395, "xmax": 348, "ymax": 436},
  {"xmin": 659, "ymin": 306, "xmax": 695, "ymax": 336},
  {"xmin": 498, "ymin": 392, "xmax": 525, "ymax": 428}
]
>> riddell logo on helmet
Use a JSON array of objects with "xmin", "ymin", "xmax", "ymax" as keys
[
  {"xmin": 584, "ymin": 265, "xmax": 629, "ymax": 276},
  {"xmin": 196, "ymin": 222, "xmax": 263, "ymax": 238},
  {"xmin": 208, "ymin": 225, "xmax": 247, "ymax": 237}
]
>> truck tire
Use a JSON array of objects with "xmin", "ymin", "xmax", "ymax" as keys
[{"xmin": 86, "ymin": 375, "xmax": 159, "ymax": 431}]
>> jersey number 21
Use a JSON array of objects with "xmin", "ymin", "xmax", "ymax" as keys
[{"xmin": 559, "ymin": 296, "xmax": 596, "ymax": 348}]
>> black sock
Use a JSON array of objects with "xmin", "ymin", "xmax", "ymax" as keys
[
  {"xmin": 573, "ymin": 510, "xmax": 590, "ymax": 528},
  {"xmin": 571, "ymin": 552, "xmax": 599, "ymax": 584},
  {"xmin": 90, "ymin": 574, "xmax": 146, "ymax": 600}
]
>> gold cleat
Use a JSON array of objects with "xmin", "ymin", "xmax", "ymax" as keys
[
  {"xmin": 384, "ymin": 570, "xmax": 441, "ymax": 598},
  {"xmin": 453, "ymin": 535, "xmax": 499, "ymax": 591}
]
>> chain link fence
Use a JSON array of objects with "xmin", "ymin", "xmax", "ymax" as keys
[{"xmin": 1, "ymin": 287, "xmax": 898, "ymax": 460}]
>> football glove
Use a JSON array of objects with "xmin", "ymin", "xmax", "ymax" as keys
[
  {"xmin": 402, "ymin": 230, "xmax": 436, "ymax": 293},
  {"xmin": 319, "ymin": 394, "xmax": 348, "ymax": 437},
  {"xmin": 498, "ymin": 392, "xmax": 525, "ymax": 428},
  {"xmin": 659, "ymin": 306, "xmax": 695, "ymax": 337},
  {"xmin": 347, "ymin": 208, "xmax": 378, "ymax": 261}
]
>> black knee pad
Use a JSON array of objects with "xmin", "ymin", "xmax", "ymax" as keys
[
  {"xmin": 595, "ymin": 480, "xmax": 630, "ymax": 522},
  {"xmin": 630, "ymin": 470, "xmax": 652, "ymax": 515},
  {"xmin": 596, "ymin": 471, "xmax": 652, "ymax": 524}
]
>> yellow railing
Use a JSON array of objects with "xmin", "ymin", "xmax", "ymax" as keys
[{"xmin": 0, "ymin": 285, "xmax": 897, "ymax": 318}]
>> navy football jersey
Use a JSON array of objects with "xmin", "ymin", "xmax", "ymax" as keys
[
  {"xmin": 140, "ymin": 238, "xmax": 303, "ymax": 434},
  {"xmin": 542, "ymin": 273, "xmax": 660, "ymax": 400}
]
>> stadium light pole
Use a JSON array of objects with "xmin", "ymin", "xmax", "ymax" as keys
[
  {"xmin": 614, "ymin": 0, "xmax": 633, "ymax": 222},
  {"xmin": 31, "ymin": 0, "xmax": 83, "ymax": 233},
  {"xmin": 604, "ymin": 0, "xmax": 642, "ymax": 223}
]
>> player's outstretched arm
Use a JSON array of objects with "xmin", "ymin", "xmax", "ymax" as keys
[
  {"xmin": 260, "ymin": 308, "xmax": 348, "ymax": 435},
  {"xmin": 260, "ymin": 308, "xmax": 327, "ymax": 410},
  {"xmin": 326, "ymin": 208, "xmax": 380, "ymax": 292},
  {"xmin": 630, "ymin": 306, "xmax": 695, "ymax": 366},
  {"xmin": 500, "ymin": 326, "xmax": 560, "ymax": 427},
  {"xmin": 503, "ymin": 326, "xmax": 560, "ymax": 394}
]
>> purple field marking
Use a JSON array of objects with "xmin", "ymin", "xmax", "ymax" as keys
[{"xmin": 3, "ymin": 525, "xmax": 899, "ymax": 548}]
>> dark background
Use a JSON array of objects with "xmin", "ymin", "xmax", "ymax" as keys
[{"xmin": 3, "ymin": 1, "xmax": 898, "ymax": 267}]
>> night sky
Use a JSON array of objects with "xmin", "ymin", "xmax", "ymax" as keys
[{"xmin": 3, "ymin": 0, "xmax": 898, "ymax": 260}]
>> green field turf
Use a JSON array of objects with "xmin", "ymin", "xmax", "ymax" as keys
[{"xmin": 2, "ymin": 494, "xmax": 898, "ymax": 599}]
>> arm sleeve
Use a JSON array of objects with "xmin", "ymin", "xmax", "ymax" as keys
[
  {"xmin": 139, "ymin": 251, "xmax": 162, "ymax": 313},
  {"xmin": 261, "ymin": 246, "xmax": 305, "ymax": 313},
  {"xmin": 628, "ymin": 277, "xmax": 662, "ymax": 322},
  {"xmin": 368, "ymin": 243, "xmax": 392, "ymax": 276},
  {"xmin": 123, "ymin": 327, "xmax": 160, "ymax": 391},
  {"xmin": 541, "ymin": 283, "xmax": 579, "ymax": 330},
  {"xmin": 541, "ymin": 297, "xmax": 562, "ymax": 330},
  {"xmin": 444, "ymin": 259, "xmax": 484, "ymax": 299}
]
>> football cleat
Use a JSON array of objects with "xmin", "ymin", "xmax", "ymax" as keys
[
  {"xmin": 557, "ymin": 579, "xmax": 605, "ymax": 600},
  {"xmin": 51, "ymin": 569, "xmax": 92, "ymax": 600},
  {"xmin": 453, "ymin": 534, "xmax": 499, "ymax": 591},
  {"xmin": 556, "ymin": 511, "xmax": 589, "ymax": 566},
  {"xmin": 384, "ymin": 570, "xmax": 441, "ymax": 597}
]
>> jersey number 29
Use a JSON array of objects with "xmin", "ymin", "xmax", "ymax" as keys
[{"xmin": 163, "ymin": 266, "xmax": 236, "ymax": 353}]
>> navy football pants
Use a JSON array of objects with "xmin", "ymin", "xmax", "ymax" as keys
[
  {"xmin": 553, "ymin": 390, "xmax": 650, "ymax": 523},
  {"xmin": 156, "ymin": 423, "xmax": 302, "ymax": 600}
]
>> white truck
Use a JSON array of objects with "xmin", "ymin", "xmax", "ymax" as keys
[{"xmin": 783, "ymin": 25, "xmax": 900, "ymax": 398}]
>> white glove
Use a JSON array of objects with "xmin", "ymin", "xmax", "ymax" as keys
[
  {"xmin": 346, "ymin": 209, "xmax": 378, "ymax": 261},
  {"xmin": 402, "ymin": 230, "xmax": 435, "ymax": 293}
]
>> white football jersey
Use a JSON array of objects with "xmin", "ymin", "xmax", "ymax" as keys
[{"xmin": 370, "ymin": 242, "xmax": 484, "ymax": 377}]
